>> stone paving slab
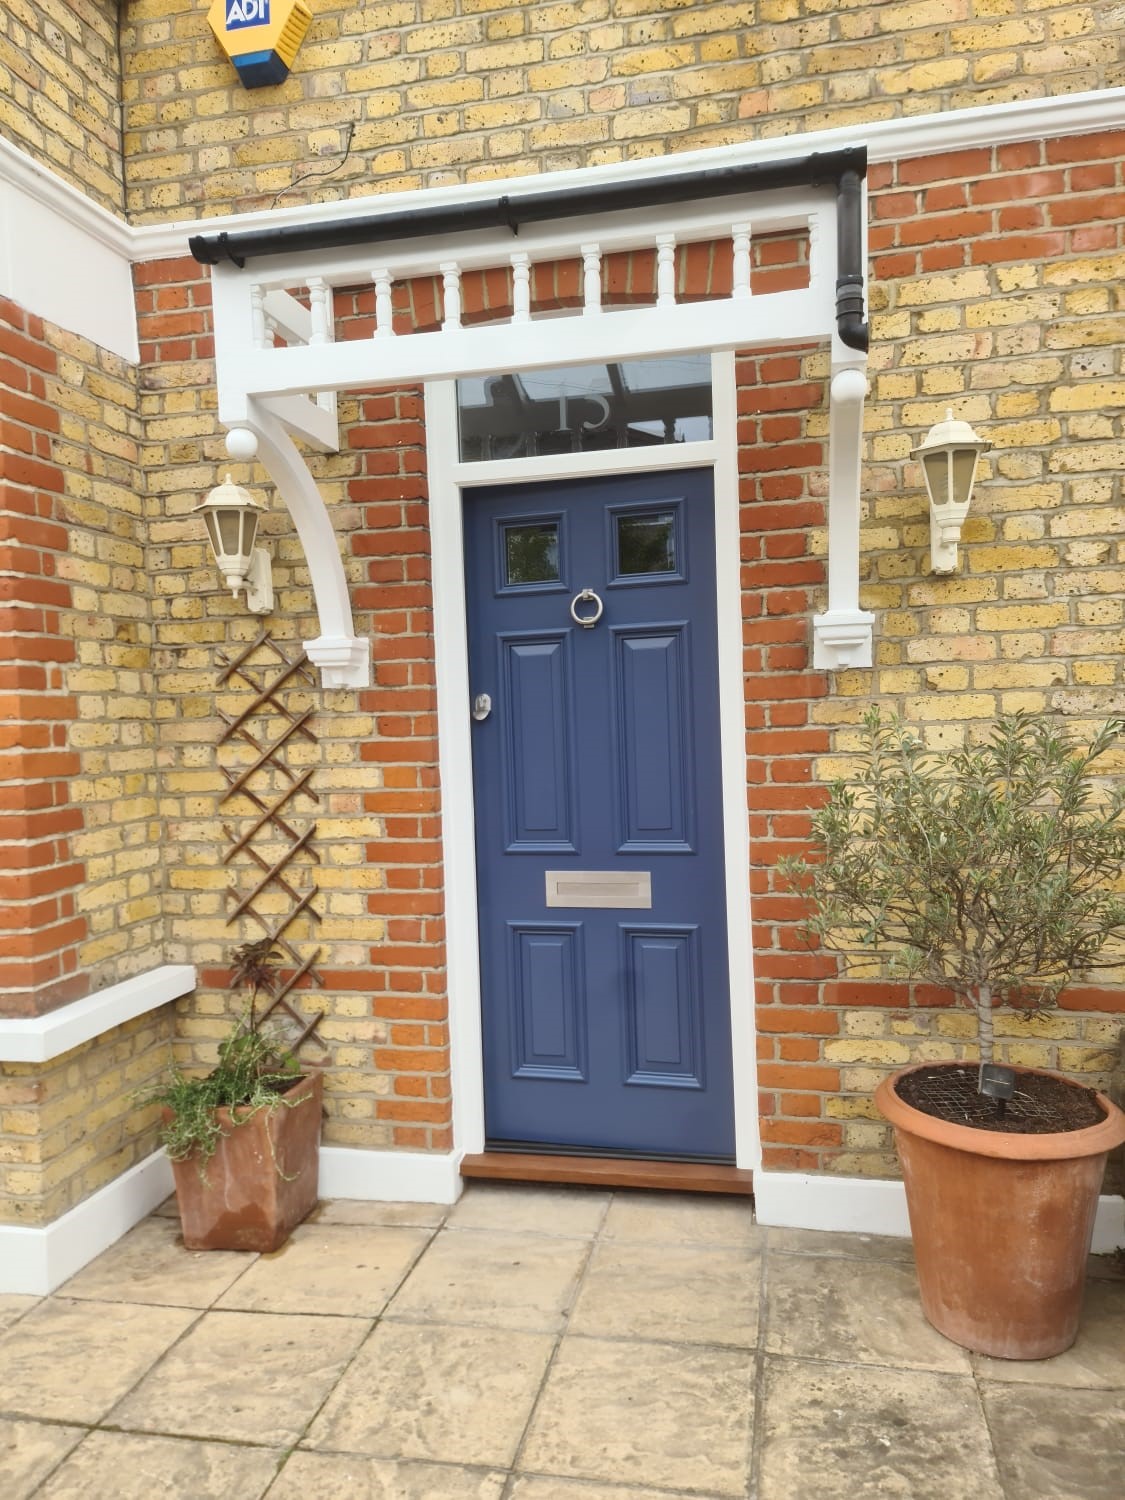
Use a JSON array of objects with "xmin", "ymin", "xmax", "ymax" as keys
[
  {"xmin": 265, "ymin": 1451, "xmax": 506, "ymax": 1498},
  {"xmin": 61, "ymin": 1217, "xmax": 253, "ymax": 1308},
  {"xmin": 216, "ymin": 1222, "xmax": 432, "ymax": 1317},
  {"xmin": 980, "ymin": 1383, "xmax": 1125, "ymax": 1500},
  {"xmin": 763, "ymin": 1252, "xmax": 972, "ymax": 1373},
  {"xmin": 0, "ymin": 1296, "xmax": 40, "ymax": 1335},
  {"xmin": 758, "ymin": 1358, "xmax": 1004, "ymax": 1500},
  {"xmin": 34, "ymin": 1431, "xmax": 281, "ymax": 1500},
  {"xmin": 384, "ymin": 1225, "xmax": 590, "ymax": 1333},
  {"xmin": 0, "ymin": 1299, "xmax": 198, "ymax": 1424},
  {"xmin": 520, "ymin": 1336, "xmax": 754, "ymax": 1496},
  {"xmin": 4, "ymin": 1183, "xmax": 1122, "ymax": 1499},
  {"xmin": 107, "ymin": 1308, "xmax": 369, "ymax": 1446},
  {"xmin": 568, "ymin": 1238, "xmax": 760, "ymax": 1347},
  {"xmin": 305, "ymin": 1320, "xmax": 555, "ymax": 1467},
  {"xmin": 0, "ymin": 1418, "xmax": 85, "ymax": 1500}
]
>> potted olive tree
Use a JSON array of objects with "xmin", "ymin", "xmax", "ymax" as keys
[
  {"xmin": 146, "ymin": 939, "xmax": 323, "ymax": 1253},
  {"xmin": 780, "ymin": 711, "xmax": 1125, "ymax": 1359}
]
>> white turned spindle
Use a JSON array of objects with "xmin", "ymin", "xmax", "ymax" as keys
[
  {"xmin": 440, "ymin": 261, "xmax": 462, "ymax": 330},
  {"xmin": 511, "ymin": 252, "xmax": 531, "ymax": 324},
  {"xmin": 732, "ymin": 221, "xmax": 752, "ymax": 300},
  {"xmin": 250, "ymin": 285, "xmax": 267, "ymax": 348},
  {"xmin": 372, "ymin": 268, "xmax": 394, "ymax": 339},
  {"xmin": 308, "ymin": 276, "xmax": 331, "ymax": 345},
  {"xmin": 581, "ymin": 243, "xmax": 603, "ymax": 315},
  {"xmin": 656, "ymin": 233, "xmax": 677, "ymax": 307},
  {"xmin": 264, "ymin": 314, "xmax": 279, "ymax": 348}
]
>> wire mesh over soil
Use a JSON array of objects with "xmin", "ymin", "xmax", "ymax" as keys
[{"xmin": 896, "ymin": 1064, "xmax": 1106, "ymax": 1134}]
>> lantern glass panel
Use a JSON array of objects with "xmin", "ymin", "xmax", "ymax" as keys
[
  {"xmin": 921, "ymin": 450, "xmax": 948, "ymax": 506},
  {"xmin": 950, "ymin": 448, "xmax": 978, "ymax": 507}
]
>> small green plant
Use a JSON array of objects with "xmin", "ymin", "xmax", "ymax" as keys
[
  {"xmin": 779, "ymin": 711, "xmax": 1125, "ymax": 1084},
  {"xmin": 141, "ymin": 939, "xmax": 304, "ymax": 1171}
]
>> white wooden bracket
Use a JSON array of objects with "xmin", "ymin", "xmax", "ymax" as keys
[
  {"xmin": 224, "ymin": 413, "xmax": 371, "ymax": 689},
  {"xmin": 813, "ymin": 363, "xmax": 874, "ymax": 670}
]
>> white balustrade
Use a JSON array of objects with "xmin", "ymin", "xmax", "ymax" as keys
[
  {"xmin": 372, "ymin": 268, "xmax": 395, "ymax": 339},
  {"xmin": 581, "ymin": 243, "xmax": 602, "ymax": 316},
  {"xmin": 440, "ymin": 261, "xmax": 462, "ymax": 330},
  {"xmin": 732, "ymin": 222, "xmax": 752, "ymax": 300},
  {"xmin": 511, "ymin": 252, "xmax": 531, "ymax": 325},
  {"xmin": 656, "ymin": 233, "xmax": 677, "ymax": 308}
]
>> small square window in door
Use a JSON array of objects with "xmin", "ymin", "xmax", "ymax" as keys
[
  {"xmin": 502, "ymin": 520, "xmax": 561, "ymax": 587},
  {"xmin": 618, "ymin": 513, "xmax": 678, "ymax": 576}
]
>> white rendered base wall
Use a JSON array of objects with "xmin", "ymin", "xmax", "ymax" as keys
[
  {"xmin": 0, "ymin": 1146, "xmax": 464, "ymax": 1296},
  {"xmin": 753, "ymin": 1171, "xmax": 1125, "ymax": 1256}
]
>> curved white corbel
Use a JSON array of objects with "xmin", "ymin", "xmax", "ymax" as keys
[
  {"xmin": 813, "ymin": 363, "xmax": 874, "ymax": 670},
  {"xmin": 226, "ymin": 409, "xmax": 371, "ymax": 688}
]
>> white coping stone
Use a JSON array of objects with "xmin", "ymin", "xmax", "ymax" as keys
[{"xmin": 0, "ymin": 964, "xmax": 196, "ymax": 1063}]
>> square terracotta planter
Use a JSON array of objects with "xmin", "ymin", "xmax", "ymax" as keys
[{"xmin": 168, "ymin": 1070, "xmax": 323, "ymax": 1253}]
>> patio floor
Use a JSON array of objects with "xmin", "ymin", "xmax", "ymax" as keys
[{"xmin": 1, "ymin": 1183, "xmax": 1122, "ymax": 1499}]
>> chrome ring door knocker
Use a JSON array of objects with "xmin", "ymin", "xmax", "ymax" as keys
[{"xmin": 570, "ymin": 588, "xmax": 604, "ymax": 629}]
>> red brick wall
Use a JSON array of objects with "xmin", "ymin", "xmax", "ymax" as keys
[{"xmin": 0, "ymin": 297, "xmax": 88, "ymax": 1017}]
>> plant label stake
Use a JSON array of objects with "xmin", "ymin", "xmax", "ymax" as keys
[{"xmin": 979, "ymin": 1063, "xmax": 1016, "ymax": 1118}]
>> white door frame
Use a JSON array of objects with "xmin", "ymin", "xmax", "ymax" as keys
[{"xmin": 427, "ymin": 351, "xmax": 760, "ymax": 1169}]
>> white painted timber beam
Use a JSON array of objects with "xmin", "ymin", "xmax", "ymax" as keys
[{"xmin": 231, "ymin": 289, "xmax": 826, "ymax": 403}]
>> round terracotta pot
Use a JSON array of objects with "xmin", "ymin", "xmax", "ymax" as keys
[{"xmin": 875, "ymin": 1061, "xmax": 1125, "ymax": 1360}]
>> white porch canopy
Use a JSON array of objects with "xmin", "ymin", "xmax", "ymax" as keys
[{"xmin": 197, "ymin": 142, "xmax": 874, "ymax": 687}]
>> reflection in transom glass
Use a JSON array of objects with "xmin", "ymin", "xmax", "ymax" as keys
[
  {"xmin": 457, "ymin": 355, "xmax": 713, "ymax": 462},
  {"xmin": 504, "ymin": 521, "xmax": 560, "ymax": 585},
  {"xmin": 617, "ymin": 511, "xmax": 676, "ymax": 576}
]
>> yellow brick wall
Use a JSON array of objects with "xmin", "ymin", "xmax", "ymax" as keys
[
  {"xmin": 0, "ymin": 1008, "xmax": 174, "ymax": 1226},
  {"xmin": 119, "ymin": 0, "xmax": 1125, "ymax": 221},
  {"xmin": 0, "ymin": 0, "xmax": 124, "ymax": 212},
  {"xmin": 47, "ymin": 321, "xmax": 166, "ymax": 984}
]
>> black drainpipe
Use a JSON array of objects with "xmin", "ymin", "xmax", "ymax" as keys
[{"xmin": 190, "ymin": 146, "xmax": 869, "ymax": 353}]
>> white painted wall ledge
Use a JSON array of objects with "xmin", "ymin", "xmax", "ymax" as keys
[
  {"xmin": 754, "ymin": 1170, "xmax": 1125, "ymax": 1256},
  {"xmin": 0, "ymin": 964, "xmax": 196, "ymax": 1063}
]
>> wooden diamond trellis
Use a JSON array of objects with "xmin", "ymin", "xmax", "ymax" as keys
[{"xmin": 216, "ymin": 630, "xmax": 326, "ymax": 1055}]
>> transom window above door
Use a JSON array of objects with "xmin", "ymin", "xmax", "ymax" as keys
[{"xmin": 457, "ymin": 355, "xmax": 713, "ymax": 462}]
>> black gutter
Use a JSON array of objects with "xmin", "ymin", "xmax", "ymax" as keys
[{"xmin": 190, "ymin": 146, "xmax": 868, "ymax": 352}]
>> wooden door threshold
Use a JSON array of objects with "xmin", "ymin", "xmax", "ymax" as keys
[{"xmin": 460, "ymin": 1151, "xmax": 753, "ymax": 1195}]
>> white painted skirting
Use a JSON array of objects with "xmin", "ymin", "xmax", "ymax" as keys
[
  {"xmin": 0, "ymin": 1145, "xmax": 462, "ymax": 1295},
  {"xmin": 754, "ymin": 1171, "xmax": 1125, "ymax": 1255},
  {"xmin": 0, "ymin": 1150, "xmax": 173, "ymax": 1296},
  {"xmin": 318, "ymin": 1146, "xmax": 464, "ymax": 1205},
  {"xmin": 0, "ymin": 964, "xmax": 196, "ymax": 1063}
]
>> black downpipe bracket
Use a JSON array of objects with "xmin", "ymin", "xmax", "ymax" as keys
[{"xmin": 190, "ymin": 146, "xmax": 868, "ymax": 354}]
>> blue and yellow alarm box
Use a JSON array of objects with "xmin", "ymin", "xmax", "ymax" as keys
[{"xmin": 207, "ymin": 0, "xmax": 313, "ymax": 89}]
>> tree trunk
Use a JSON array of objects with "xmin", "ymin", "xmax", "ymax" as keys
[{"xmin": 976, "ymin": 983, "xmax": 994, "ymax": 1072}]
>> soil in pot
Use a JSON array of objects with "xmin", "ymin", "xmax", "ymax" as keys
[{"xmin": 897, "ymin": 1062, "xmax": 1106, "ymax": 1133}]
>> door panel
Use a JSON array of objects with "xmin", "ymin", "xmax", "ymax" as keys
[{"xmin": 466, "ymin": 468, "xmax": 734, "ymax": 1160}]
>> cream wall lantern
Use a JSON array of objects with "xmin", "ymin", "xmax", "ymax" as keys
[
  {"xmin": 913, "ymin": 409, "xmax": 989, "ymax": 576},
  {"xmin": 194, "ymin": 474, "xmax": 274, "ymax": 614}
]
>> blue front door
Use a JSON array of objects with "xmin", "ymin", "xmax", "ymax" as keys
[{"xmin": 465, "ymin": 469, "xmax": 735, "ymax": 1159}]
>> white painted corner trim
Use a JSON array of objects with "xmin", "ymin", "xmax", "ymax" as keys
[
  {"xmin": 0, "ymin": 964, "xmax": 196, "ymax": 1063},
  {"xmin": 0, "ymin": 1149, "xmax": 173, "ymax": 1296},
  {"xmin": 754, "ymin": 1171, "xmax": 1125, "ymax": 1256},
  {"xmin": 0, "ymin": 137, "xmax": 137, "ymax": 363}
]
